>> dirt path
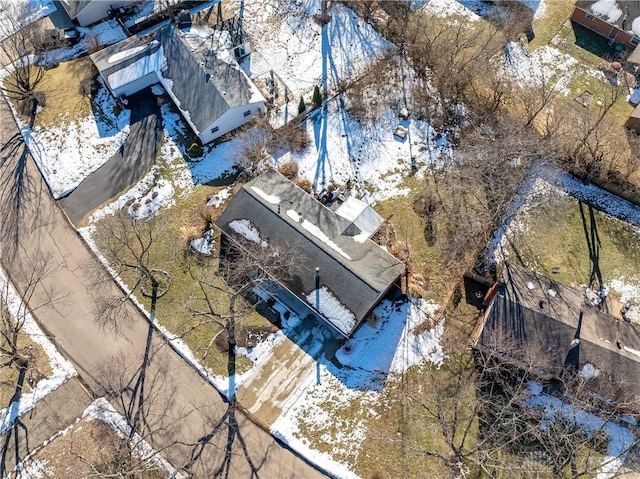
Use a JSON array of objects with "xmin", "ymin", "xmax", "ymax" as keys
[{"xmin": 0, "ymin": 95, "xmax": 326, "ymax": 478}]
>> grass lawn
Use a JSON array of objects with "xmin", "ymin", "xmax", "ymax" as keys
[
  {"xmin": 94, "ymin": 183, "xmax": 273, "ymax": 376},
  {"xmin": 0, "ymin": 331, "xmax": 52, "ymax": 406},
  {"xmin": 502, "ymin": 187, "xmax": 640, "ymax": 291},
  {"xmin": 375, "ymin": 175, "xmax": 462, "ymax": 305},
  {"xmin": 529, "ymin": 0, "xmax": 576, "ymax": 48},
  {"xmin": 33, "ymin": 57, "xmax": 94, "ymax": 128}
]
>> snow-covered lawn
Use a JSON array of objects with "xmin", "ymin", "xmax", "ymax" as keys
[
  {"xmin": 243, "ymin": 1, "xmax": 393, "ymax": 100},
  {"xmin": 0, "ymin": 268, "xmax": 76, "ymax": 435},
  {"xmin": 2, "ymin": 72, "xmax": 130, "ymax": 199},
  {"xmin": 524, "ymin": 381, "xmax": 635, "ymax": 479},
  {"xmin": 268, "ymin": 297, "xmax": 443, "ymax": 478},
  {"xmin": 0, "ymin": 0, "xmax": 56, "ymax": 41}
]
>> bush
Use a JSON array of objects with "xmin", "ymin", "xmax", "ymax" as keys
[
  {"xmin": 295, "ymin": 178, "xmax": 313, "ymax": 193},
  {"xmin": 188, "ymin": 142, "xmax": 204, "ymax": 158},
  {"xmin": 312, "ymin": 85, "xmax": 322, "ymax": 106},
  {"xmin": 79, "ymin": 70, "xmax": 99, "ymax": 98},
  {"xmin": 278, "ymin": 162, "xmax": 299, "ymax": 180},
  {"xmin": 113, "ymin": 104, "xmax": 122, "ymax": 117}
]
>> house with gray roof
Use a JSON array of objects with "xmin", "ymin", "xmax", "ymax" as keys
[
  {"xmin": 476, "ymin": 262, "xmax": 640, "ymax": 402},
  {"xmin": 90, "ymin": 25, "xmax": 266, "ymax": 144},
  {"xmin": 60, "ymin": 0, "xmax": 136, "ymax": 26},
  {"xmin": 215, "ymin": 170, "xmax": 406, "ymax": 338}
]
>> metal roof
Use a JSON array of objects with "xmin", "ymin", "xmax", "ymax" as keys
[{"xmin": 215, "ymin": 170, "xmax": 406, "ymax": 336}]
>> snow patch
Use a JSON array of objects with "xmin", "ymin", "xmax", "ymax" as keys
[
  {"xmin": 306, "ymin": 287, "xmax": 356, "ymax": 335},
  {"xmin": 207, "ymin": 188, "xmax": 231, "ymax": 207},
  {"xmin": 250, "ymin": 186, "xmax": 280, "ymax": 204},
  {"xmin": 229, "ymin": 219, "xmax": 268, "ymax": 247},
  {"xmin": 590, "ymin": 0, "xmax": 622, "ymax": 23},
  {"xmin": 301, "ymin": 219, "xmax": 351, "ymax": 260}
]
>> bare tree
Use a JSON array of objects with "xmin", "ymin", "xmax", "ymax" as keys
[
  {"xmin": 435, "ymin": 116, "xmax": 547, "ymax": 269},
  {"xmin": 0, "ymin": 252, "xmax": 62, "ymax": 374},
  {"xmin": 183, "ymin": 230, "xmax": 299, "ymax": 393},
  {"xmin": 90, "ymin": 209, "xmax": 171, "ymax": 335},
  {"xmin": 0, "ymin": 0, "xmax": 47, "ymax": 122}
]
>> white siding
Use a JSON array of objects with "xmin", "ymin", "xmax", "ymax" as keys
[
  {"xmin": 113, "ymin": 72, "xmax": 159, "ymax": 98},
  {"xmin": 198, "ymin": 102, "xmax": 265, "ymax": 144},
  {"xmin": 75, "ymin": 0, "xmax": 136, "ymax": 26}
]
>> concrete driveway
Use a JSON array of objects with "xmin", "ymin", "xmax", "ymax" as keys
[{"xmin": 59, "ymin": 89, "xmax": 162, "ymax": 225}]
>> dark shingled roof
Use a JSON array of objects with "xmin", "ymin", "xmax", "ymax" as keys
[
  {"xmin": 479, "ymin": 263, "xmax": 640, "ymax": 399},
  {"xmin": 215, "ymin": 170, "xmax": 406, "ymax": 336},
  {"xmin": 575, "ymin": 0, "xmax": 640, "ymax": 31},
  {"xmin": 157, "ymin": 26, "xmax": 261, "ymax": 135}
]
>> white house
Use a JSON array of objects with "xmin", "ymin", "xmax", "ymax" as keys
[
  {"xmin": 90, "ymin": 26, "xmax": 266, "ymax": 144},
  {"xmin": 60, "ymin": 0, "xmax": 136, "ymax": 27}
]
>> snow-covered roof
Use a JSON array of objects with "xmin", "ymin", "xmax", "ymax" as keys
[
  {"xmin": 479, "ymin": 263, "xmax": 640, "ymax": 401},
  {"xmin": 90, "ymin": 25, "xmax": 265, "ymax": 137},
  {"xmin": 576, "ymin": 0, "xmax": 640, "ymax": 35},
  {"xmin": 334, "ymin": 196, "xmax": 385, "ymax": 242},
  {"xmin": 215, "ymin": 170, "xmax": 405, "ymax": 337},
  {"xmin": 107, "ymin": 45, "xmax": 164, "ymax": 91},
  {"xmin": 90, "ymin": 35, "xmax": 161, "ymax": 80}
]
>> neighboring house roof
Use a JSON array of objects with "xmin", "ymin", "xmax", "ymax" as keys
[
  {"xmin": 575, "ymin": 0, "xmax": 640, "ymax": 35},
  {"xmin": 215, "ymin": 170, "xmax": 406, "ymax": 337},
  {"xmin": 630, "ymin": 45, "xmax": 640, "ymax": 64},
  {"xmin": 90, "ymin": 26, "xmax": 265, "ymax": 137},
  {"xmin": 157, "ymin": 26, "xmax": 264, "ymax": 135},
  {"xmin": 478, "ymin": 263, "xmax": 640, "ymax": 399}
]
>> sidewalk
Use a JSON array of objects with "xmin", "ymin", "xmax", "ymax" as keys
[{"xmin": 0, "ymin": 378, "xmax": 92, "ymax": 476}]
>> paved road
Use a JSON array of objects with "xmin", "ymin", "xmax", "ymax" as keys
[
  {"xmin": 0, "ymin": 95, "xmax": 325, "ymax": 478},
  {"xmin": 60, "ymin": 90, "xmax": 162, "ymax": 225}
]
